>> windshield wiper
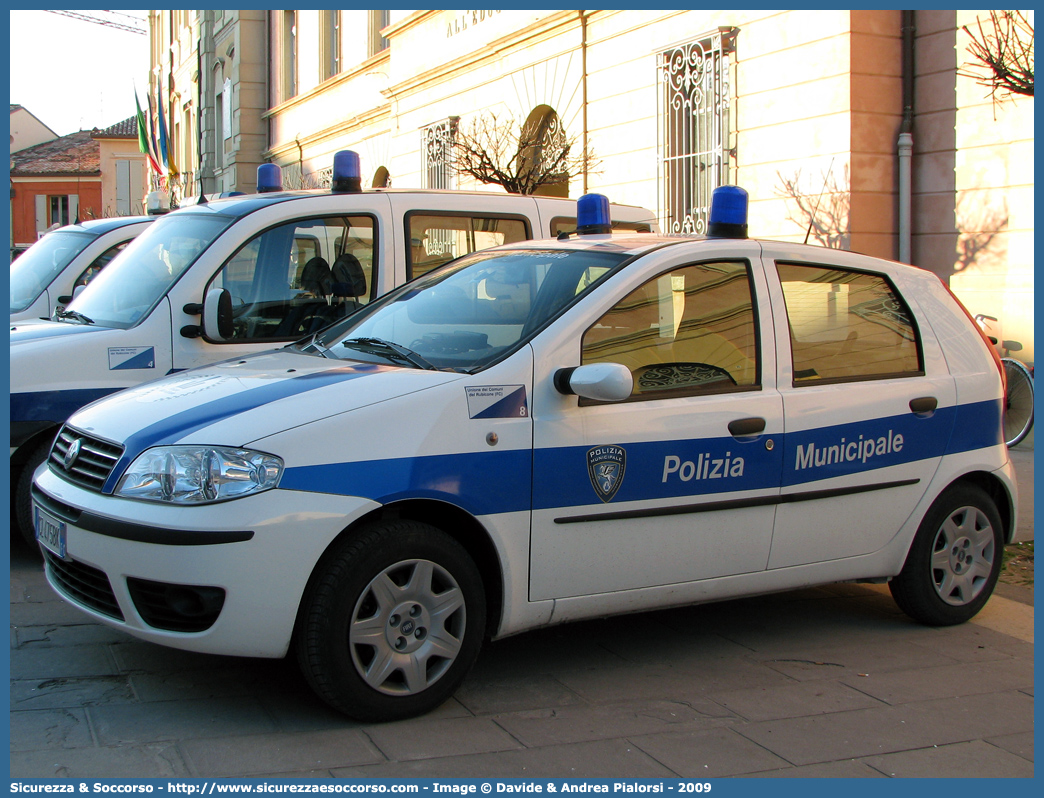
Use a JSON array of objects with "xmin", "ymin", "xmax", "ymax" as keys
[
  {"xmin": 341, "ymin": 337, "xmax": 439, "ymax": 371},
  {"xmin": 53, "ymin": 308, "xmax": 94, "ymax": 325}
]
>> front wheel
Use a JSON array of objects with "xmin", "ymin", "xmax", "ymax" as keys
[
  {"xmin": 889, "ymin": 484, "xmax": 1004, "ymax": 626},
  {"xmin": 14, "ymin": 440, "xmax": 51, "ymax": 551},
  {"xmin": 296, "ymin": 520, "xmax": 486, "ymax": 722}
]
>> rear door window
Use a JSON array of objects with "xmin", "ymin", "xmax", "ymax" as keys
[
  {"xmin": 406, "ymin": 213, "xmax": 530, "ymax": 280},
  {"xmin": 776, "ymin": 262, "xmax": 923, "ymax": 384}
]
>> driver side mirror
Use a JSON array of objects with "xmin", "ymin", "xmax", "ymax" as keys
[
  {"xmin": 554, "ymin": 362, "xmax": 633, "ymax": 402},
  {"xmin": 203, "ymin": 287, "xmax": 234, "ymax": 341}
]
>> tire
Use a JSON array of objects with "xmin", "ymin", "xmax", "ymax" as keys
[
  {"xmin": 14, "ymin": 440, "xmax": 51, "ymax": 551},
  {"xmin": 890, "ymin": 484, "xmax": 1003, "ymax": 626},
  {"xmin": 1002, "ymin": 358, "xmax": 1034, "ymax": 447},
  {"xmin": 296, "ymin": 519, "xmax": 486, "ymax": 722}
]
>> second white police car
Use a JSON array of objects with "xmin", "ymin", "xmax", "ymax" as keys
[
  {"xmin": 11, "ymin": 152, "xmax": 653, "ymax": 546},
  {"xmin": 33, "ymin": 188, "xmax": 1017, "ymax": 722}
]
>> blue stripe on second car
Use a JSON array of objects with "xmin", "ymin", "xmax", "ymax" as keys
[
  {"xmin": 102, "ymin": 364, "xmax": 392, "ymax": 493},
  {"xmin": 12, "ymin": 388, "xmax": 122, "ymax": 425}
]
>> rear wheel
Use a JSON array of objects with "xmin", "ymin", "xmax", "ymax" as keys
[
  {"xmin": 296, "ymin": 520, "xmax": 485, "ymax": 722},
  {"xmin": 890, "ymin": 484, "xmax": 1003, "ymax": 626},
  {"xmin": 1002, "ymin": 358, "xmax": 1034, "ymax": 447}
]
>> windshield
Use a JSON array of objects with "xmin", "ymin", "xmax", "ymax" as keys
[
  {"xmin": 310, "ymin": 247, "xmax": 630, "ymax": 372},
  {"xmin": 10, "ymin": 230, "xmax": 95, "ymax": 312},
  {"xmin": 67, "ymin": 212, "xmax": 234, "ymax": 329}
]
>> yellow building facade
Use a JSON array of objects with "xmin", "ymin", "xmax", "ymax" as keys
[{"xmin": 153, "ymin": 9, "xmax": 1034, "ymax": 361}]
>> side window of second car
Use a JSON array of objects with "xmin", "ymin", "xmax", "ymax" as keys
[
  {"xmin": 776, "ymin": 262, "xmax": 923, "ymax": 384},
  {"xmin": 407, "ymin": 213, "xmax": 530, "ymax": 280},
  {"xmin": 73, "ymin": 240, "xmax": 131, "ymax": 290},
  {"xmin": 582, "ymin": 260, "xmax": 760, "ymax": 400},
  {"xmin": 208, "ymin": 215, "xmax": 376, "ymax": 342}
]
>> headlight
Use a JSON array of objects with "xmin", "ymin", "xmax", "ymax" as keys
[{"xmin": 114, "ymin": 446, "xmax": 283, "ymax": 504}]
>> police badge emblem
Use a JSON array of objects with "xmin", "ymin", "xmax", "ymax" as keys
[{"xmin": 587, "ymin": 445, "xmax": 626, "ymax": 503}]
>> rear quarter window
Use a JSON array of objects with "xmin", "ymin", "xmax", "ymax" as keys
[{"xmin": 777, "ymin": 262, "xmax": 923, "ymax": 385}]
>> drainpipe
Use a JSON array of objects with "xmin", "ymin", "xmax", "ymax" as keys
[{"xmin": 897, "ymin": 10, "xmax": 915, "ymax": 264}]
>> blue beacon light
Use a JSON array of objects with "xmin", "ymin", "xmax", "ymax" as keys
[
  {"xmin": 576, "ymin": 193, "xmax": 612, "ymax": 235},
  {"xmin": 332, "ymin": 150, "xmax": 362, "ymax": 193},
  {"xmin": 257, "ymin": 163, "xmax": 282, "ymax": 193},
  {"xmin": 707, "ymin": 185, "xmax": 749, "ymax": 239}
]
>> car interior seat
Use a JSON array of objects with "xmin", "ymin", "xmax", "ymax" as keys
[
  {"xmin": 300, "ymin": 256, "xmax": 333, "ymax": 297},
  {"xmin": 331, "ymin": 253, "xmax": 367, "ymax": 313}
]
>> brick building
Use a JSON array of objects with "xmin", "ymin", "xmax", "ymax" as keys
[{"xmin": 9, "ymin": 131, "xmax": 102, "ymax": 249}]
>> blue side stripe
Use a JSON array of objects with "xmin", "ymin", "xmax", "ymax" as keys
[
  {"xmin": 11, "ymin": 388, "xmax": 121, "ymax": 425},
  {"xmin": 780, "ymin": 405, "xmax": 954, "ymax": 487},
  {"xmin": 947, "ymin": 398, "xmax": 1005, "ymax": 453},
  {"xmin": 277, "ymin": 399, "xmax": 1002, "ymax": 513},
  {"xmin": 102, "ymin": 364, "xmax": 390, "ymax": 493},
  {"xmin": 280, "ymin": 449, "xmax": 533, "ymax": 516},
  {"xmin": 534, "ymin": 433, "xmax": 781, "ymax": 509}
]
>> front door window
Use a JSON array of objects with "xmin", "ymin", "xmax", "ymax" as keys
[{"xmin": 207, "ymin": 215, "xmax": 376, "ymax": 342}]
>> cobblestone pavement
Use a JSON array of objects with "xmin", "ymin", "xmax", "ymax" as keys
[{"xmin": 9, "ymin": 445, "xmax": 1034, "ymax": 779}]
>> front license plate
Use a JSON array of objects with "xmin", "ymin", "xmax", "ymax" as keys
[{"xmin": 34, "ymin": 505, "xmax": 67, "ymax": 559}]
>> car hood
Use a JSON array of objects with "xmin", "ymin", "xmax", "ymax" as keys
[
  {"xmin": 10, "ymin": 318, "xmax": 110, "ymax": 343},
  {"xmin": 68, "ymin": 348, "xmax": 465, "ymax": 458}
]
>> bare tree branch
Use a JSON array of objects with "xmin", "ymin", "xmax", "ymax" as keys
[
  {"xmin": 450, "ymin": 112, "xmax": 599, "ymax": 195},
  {"xmin": 776, "ymin": 164, "xmax": 851, "ymax": 249},
  {"xmin": 960, "ymin": 10, "xmax": 1034, "ymax": 100},
  {"xmin": 954, "ymin": 193, "xmax": 1009, "ymax": 273}
]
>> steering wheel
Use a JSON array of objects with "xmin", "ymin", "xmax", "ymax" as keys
[{"xmin": 635, "ymin": 362, "xmax": 736, "ymax": 392}]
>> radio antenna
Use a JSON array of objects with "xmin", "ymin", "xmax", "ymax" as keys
[{"xmin": 804, "ymin": 157, "xmax": 835, "ymax": 245}]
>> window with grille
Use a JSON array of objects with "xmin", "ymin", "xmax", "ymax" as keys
[
  {"xmin": 422, "ymin": 117, "xmax": 458, "ymax": 191},
  {"xmin": 657, "ymin": 28, "xmax": 736, "ymax": 234}
]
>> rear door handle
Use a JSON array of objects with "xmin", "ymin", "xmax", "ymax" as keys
[
  {"xmin": 909, "ymin": 396, "xmax": 938, "ymax": 414},
  {"xmin": 728, "ymin": 417, "xmax": 766, "ymax": 437}
]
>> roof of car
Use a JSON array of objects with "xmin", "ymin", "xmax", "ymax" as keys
[
  {"xmin": 169, "ymin": 187, "xmax": 653, "ymax": 222},
  {"xmin": 68, "ymin": 216, "xmax": 154, "ymax": 234},
  {"xmin": 486, "ymin": 232, "xmax": 921, "ymax": 278}
]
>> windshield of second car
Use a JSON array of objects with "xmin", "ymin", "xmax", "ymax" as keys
[
  {"xmin": 66, "ymin": 213, "xmax": 234, "ymax": 328},
  {"xmin": 9, "ymin": 230, "xmax": 94, "ymax": 312},
  {"xmin": 311, "ymin": 248, "xmax": 629, "ymax": 372}
]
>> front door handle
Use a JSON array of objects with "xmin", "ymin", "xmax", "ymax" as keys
[
  {"xmin": 728, "ymin": 417, "xmax": 766, "ymax": 437},
  {"xmin": 909, "ymin": 396, "xmax": 938, "ymax": 415}
]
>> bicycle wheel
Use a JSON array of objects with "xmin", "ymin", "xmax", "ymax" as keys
[{"xmin": 1002, "ymin": 358, "xmax": 1034, "ymax": 447}]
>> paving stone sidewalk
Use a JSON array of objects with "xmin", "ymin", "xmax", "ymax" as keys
[{"xmin": 9, "ymin": 445, "xmax": 1034, "ymax": 779}]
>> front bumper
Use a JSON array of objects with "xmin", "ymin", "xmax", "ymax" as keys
[{"xmin": 33, "ymin": 465, "xmax": 381, "ymax": 658}]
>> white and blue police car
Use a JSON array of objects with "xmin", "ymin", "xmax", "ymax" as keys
[
  {"xmin": 11, "ymin": 152, "xmax": 655, "ymax": 546},
  {"xmin": 32, "ymin": 188, "xmax": 1017, "ymax": 722},
  {"xmin": 10, "ymin": 215, "xmax": 154, "ymax": 322}
]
